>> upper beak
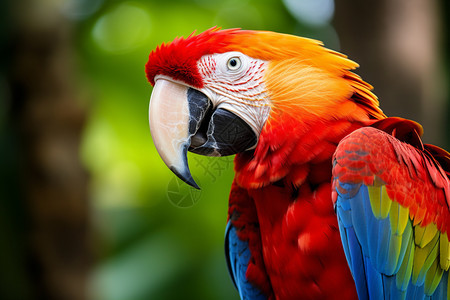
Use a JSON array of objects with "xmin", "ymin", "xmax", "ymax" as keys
[
  {"xmin": 149, "ymin": 78, "xmax": 257, "ymax": 189},
  {"xmin": 149, "ymin": 79, "xmax": 205, "ymax": 189}
]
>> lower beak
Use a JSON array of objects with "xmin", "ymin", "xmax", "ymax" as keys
[{"xmin": 149, "ymin": 78, "xmax": 257, "ymax": 189}]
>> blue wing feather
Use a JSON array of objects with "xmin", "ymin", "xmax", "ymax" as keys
[
  {"xmin": 335, "ymin": 182, "xmax": 448, "ymax": 299},
  {"xmin": 225, "ymin": 221, "xmax": 266, "ymax": 300}
]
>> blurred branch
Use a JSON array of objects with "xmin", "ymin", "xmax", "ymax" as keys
[
  {"xmin": 334, "ymin": 0, "xmax": 447, "ymax": 146},
  {"xmin": 3, "ymin": 1, "xmax": 91, "ymax": 299}
]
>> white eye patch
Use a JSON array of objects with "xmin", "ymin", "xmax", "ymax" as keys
[{"xmin": 196, "ymin": 52, "xmax": 271, "ymax": 141}]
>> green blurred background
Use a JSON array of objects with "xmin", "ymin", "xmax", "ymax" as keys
[{"xmin": 0, "ymin": 0, "xmax": 449, "ymax": 299}]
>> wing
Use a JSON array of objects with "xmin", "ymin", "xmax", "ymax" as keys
[
  {"xmin": 332, "ymin": 118, "xmax": 450, "ymax": 300},
  {"xmin": 225, "ymin": 221, "xmax": 266, "ymax": 300},
  {"xmin": 225, "ymin": 181, "xmax": 268, "ymax": 300}
]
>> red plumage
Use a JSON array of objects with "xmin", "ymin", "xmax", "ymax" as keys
[{"xmin": 229, "ymin": 114, "xmax": 366, "ymax": 299}]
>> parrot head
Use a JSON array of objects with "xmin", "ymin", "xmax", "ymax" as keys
[{"xmin": 145, "ymin": 28, "xmax": 384, "ymax": 188}]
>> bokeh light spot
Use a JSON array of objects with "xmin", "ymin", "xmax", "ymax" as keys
[
  {"xmin": 283, "ymin": 0, "xmax": 334, "ymax": 26},
  {"xmin": 61, "ymin": 0, "xmax": 104, "ymax": 20},
  {"xmin": 92, "ymin": 2, "xmax": 151, "ymax": 54}
]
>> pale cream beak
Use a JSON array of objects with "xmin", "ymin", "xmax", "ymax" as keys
[{"xmin": 149, "ymin": 78, "xmax": 199, "ymax": 188}]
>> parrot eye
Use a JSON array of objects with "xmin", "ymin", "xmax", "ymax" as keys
[{"xmin": 227, "ymin": 57, "xmax": 242, "ymax": 71}]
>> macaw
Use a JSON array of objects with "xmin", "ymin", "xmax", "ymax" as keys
[{"xmin": 145, "ymin": 28, "xmax": 450, "ymax": 299}]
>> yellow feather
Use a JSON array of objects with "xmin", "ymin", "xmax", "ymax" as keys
[
  {"xmin": 415, "ymin": 222, "xmax": 438, "ymax": 248},
  {"xmin": 389, "ymin": 201, "xmax": 409, "ymax": 236},
  {"xmin": 396, "ymin": 232, "xmax": 415, "ymax": 291},
  {"xmin": 424, "ymin": 259, "xmax": 444, "ymax": 296},
  {"xmin": 368, "ymin": 185, "xmax": 381, "ymax": 218},
  {"xmin": 380, "ymin": 185, "xmax": 392, "ymax": 219},
  {"xmin": 412, "ymin": 232, "xmax": 439, "ymax": 285},
  {"xmin": 440, "ymin": 232, "xmax": 450, "ymax": 271},
  {"xmin": 368, "ymin": 185, "xmax": 391, "ymax": 220}
]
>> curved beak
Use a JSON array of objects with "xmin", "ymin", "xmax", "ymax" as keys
[
  {"xmin": 149, "ymin": 79, "xmax": 207, "ymax": 189},
  {"xmin": 149, "ymin": 78, "xmax": 257, "ymax": 189}
]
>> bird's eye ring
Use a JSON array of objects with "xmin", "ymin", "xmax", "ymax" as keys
[{"xmin": 227, "ymin": 57, "xmax": 242, "ymax": 71}]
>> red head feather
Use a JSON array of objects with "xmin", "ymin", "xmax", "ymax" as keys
[{"xmin": 145, "ymin": 27, "xmax": 242, "ymax": 88}]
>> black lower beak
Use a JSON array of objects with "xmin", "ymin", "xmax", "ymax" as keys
[{"xmin": 189, "ymin": 105, "xmax": 257, "ymax": 156}]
